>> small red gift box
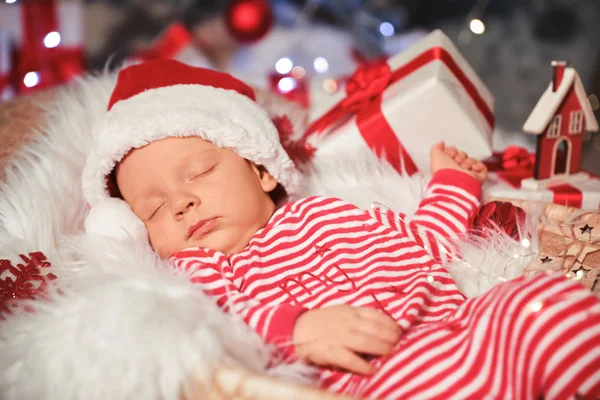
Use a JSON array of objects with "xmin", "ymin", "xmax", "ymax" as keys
[{"xmin": 483, "ymin": 147, "xmax": 600, "ymax": 209}]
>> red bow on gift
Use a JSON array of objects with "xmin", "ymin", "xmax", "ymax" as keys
[
  {"xmin": 341, "ymin": 64, "xmax": 392, "ymax": 112},
  {"xmin": 502, "ymin": 145, "xmax": 536, "ymax": 171},
  {"xmin": 484, "ymin": 146, "xmax": 536, "ymax": 188},
  {"xmin": 304, "ymin": 62, "xmax": 418, "ymax": 175}
]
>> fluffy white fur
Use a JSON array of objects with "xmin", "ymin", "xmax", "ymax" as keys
[
  {"xmin": 84, "ymin": 197, "xmax": 148, "ymax": 243},
  {"xmin": 0, "ymin": 71, "xmax": 538, "ymax": 399},
  {"xmin": 0, "ymin": 236, "xmax": 313, "ymax": 400}
]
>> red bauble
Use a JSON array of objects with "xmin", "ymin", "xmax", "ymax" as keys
[
  {"xmin": 471, "ymin": 201, "xmax": 527, "ymax": 241},
  {"xmin": 225, "ymin": 0, "xmax": 273, "ymax": 43}
]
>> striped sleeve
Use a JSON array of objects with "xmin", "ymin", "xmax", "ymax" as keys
[
  {"xmin": 170, "ymin": 249, "xmax": 307, "ymax": 360},
  {"xmin": 371, "ymin": 169, "xmax": 481, "ymax": 263},
  {"xmin": 408, "ymin": 169, "xmax": 481, "ymax": 262}
]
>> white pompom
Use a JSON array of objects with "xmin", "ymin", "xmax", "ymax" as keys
[{"xmin": 84, "ymin": 198, "xmax": 148, "ymax": 243}]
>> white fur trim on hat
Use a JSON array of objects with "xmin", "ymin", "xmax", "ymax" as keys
[{"xmin": 82, "ymin": 84, "xmax": 302, "ymax": 207}]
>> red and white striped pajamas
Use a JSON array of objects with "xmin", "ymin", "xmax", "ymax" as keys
[{"xmin": 171, "ymin": 170, "xmax": 600, "ymax": 399}]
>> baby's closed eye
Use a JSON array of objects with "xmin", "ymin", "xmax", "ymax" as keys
[
  {"xmin": 189, "ymin": 164, "xmax": 217, "ymax": 181},
  {"xmin": 140, "ymin": 201, "xmax": 165, "ymax": 220}
]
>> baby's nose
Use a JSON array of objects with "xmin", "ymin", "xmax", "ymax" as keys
[{"xmin": 174, "ymin": 198, "xmax": 199, "ymax": 216}]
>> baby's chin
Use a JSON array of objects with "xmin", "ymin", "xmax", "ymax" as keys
[{"xmin": 175, "ymin": 231, "xmax": 249, "ymax": 257}]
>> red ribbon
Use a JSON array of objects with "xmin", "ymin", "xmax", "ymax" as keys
[
  {"xmin": 548, "ymin": 183, "xmax": 583, "ymax": 208},
  {"xmin": 304, "ymin": 46, "xmax": 494, "ymax": 175}
]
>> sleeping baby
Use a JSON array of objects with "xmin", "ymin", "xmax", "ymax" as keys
[{"xmin": 82, "ymin": 59, "xmax": 600, "ymax": 399}]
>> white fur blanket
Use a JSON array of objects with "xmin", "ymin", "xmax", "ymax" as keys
[{"xmin": 0, "ymin": 74, "xmax": 540, "ymax": 400}]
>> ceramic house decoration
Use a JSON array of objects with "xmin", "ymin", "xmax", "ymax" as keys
[{"xmin": 521, "ymin": 61, "xmax": 599, "ymax": 189}]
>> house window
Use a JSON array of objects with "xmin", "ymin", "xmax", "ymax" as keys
[
  {"xmin": 547, "ymin": 115, "xmax": 562, "ymax": 138},
  {"xmin": 569, "ymin": 111, "xmax": 583, "ymax": 134}
]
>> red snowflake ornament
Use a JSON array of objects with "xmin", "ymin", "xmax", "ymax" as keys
[
  {"xmin": 272, "ymin": 115, "xmax": 315, "ymax": 169},
  {"xmin": 0, "ymin": 252, "xmax": 56, "ymax": 316}
]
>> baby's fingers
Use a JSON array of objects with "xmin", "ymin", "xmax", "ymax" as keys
[
  {"xmin": 471, "ymin": 160, "xmax": 486, "ymax": 171},
  {"xmin": 444, "ymin": 146, "xmax": 458, "ymax": 157},
  {"xmin": 454, "ymin": 151, "xmax": 467, "ymax": 163},
  {"xmin": 331, "ymin": 348, "xmax": 374, "ymax": 375},
  {"xmin": 355, "ymin": 319, "xmax": 402, "ymax": 345},
  {"xmin": 461, "ymin": 158, "xmax": 476, "ymax": 169},
  {"xmin": 357, "ymin": 308, "xmax": 399, "ymax": 332},
  {"xmin": 344, "ymin": 331, "xmax": 396, "ymax": 357}
]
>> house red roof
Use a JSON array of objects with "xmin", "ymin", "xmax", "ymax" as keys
[{"xmin": 523, "ymin": 67, "xmax": 599, "ymax": 135}]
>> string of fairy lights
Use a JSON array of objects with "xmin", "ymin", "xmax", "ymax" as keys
[{"xmin": 371, "ymin": 201, "xmax": 597, "ymax": 287}]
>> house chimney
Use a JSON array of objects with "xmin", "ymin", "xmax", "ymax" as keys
[{"xmin": 552, "ymin": 60, "xmax": 568, "ymax": 92}]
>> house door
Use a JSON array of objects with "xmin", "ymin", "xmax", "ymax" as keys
[{"xmin": 554, "ymin": 138, "xmax": 570, "ymax": 176}]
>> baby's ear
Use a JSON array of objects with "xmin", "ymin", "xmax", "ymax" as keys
[{"xmin": 254, "ymin": 164, "xmax": 279, "ymax": 192}]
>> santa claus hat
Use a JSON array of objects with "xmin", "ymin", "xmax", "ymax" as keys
[{"xmin": 81, "ymin": 59, "xmax": 303, "ymax": 243}]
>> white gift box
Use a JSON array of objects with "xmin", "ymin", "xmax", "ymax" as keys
[{"xmin": 305, "ymin": 29, "xmax": 495, "ymax": 175}]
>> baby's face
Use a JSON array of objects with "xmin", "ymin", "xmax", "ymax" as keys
[{"xmin": 115, "ymin": 137, "xmax": 278, "ymax": 258}]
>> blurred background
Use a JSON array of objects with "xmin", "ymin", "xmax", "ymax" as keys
[{"xmin": 1, "ymin": 0, "xmax": 600, "ymax": 171}]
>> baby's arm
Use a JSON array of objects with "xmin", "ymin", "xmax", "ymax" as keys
[
  {"xmin": 171, "ymin": 248, "xmax": 401, "ymax": 374},
  {"xmin": 170, "ymin": 249, "xmax": 307, "ymax": 360},
  {"xmin": 372, "ymin": 169, "xmax": 481, "ymax": 263},
  {"xmin": 408, "ymin": 169, "xmax": 481, "ymax": 262}
]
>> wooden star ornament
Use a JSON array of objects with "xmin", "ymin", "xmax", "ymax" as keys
[
  {"xmin": 579, "ymin": 224, "xmax": 594, "ymax": 235},
  {"xmin": 540, "ymin": 256, "xmax": 553, "ymax": 264}
]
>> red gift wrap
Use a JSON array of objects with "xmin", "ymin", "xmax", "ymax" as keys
[{"xmin": 0, "ymin": 0, "xmax": 84, "ymax": 100}]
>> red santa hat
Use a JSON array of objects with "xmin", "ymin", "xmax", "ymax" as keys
[{"xmin": 81, "ymin": 59, "xmax": 303, "ymax": 243}]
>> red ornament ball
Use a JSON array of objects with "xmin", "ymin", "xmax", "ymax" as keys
[
  {"xmin": 471, "ymin": 201, "xmax": 527, "ymax": 241},
  {"xmin": 225, "ymin": 0, "xmax": 273, "ymax": 43}
]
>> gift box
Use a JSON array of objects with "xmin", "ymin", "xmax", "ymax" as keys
[
  {"xmin": 0, "ymin": 0, "xmax": 84, "ymax": 99},
  {"xmin": 303, "ymin": 29, "xmax": 495, "ymax": 175},
  {"xmin": 483, "ymin": 148, "xmax": 600, "ymax": 209}
]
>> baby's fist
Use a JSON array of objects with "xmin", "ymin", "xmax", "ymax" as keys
[
  {"xmin": 293, "ymin": 305, "xmax": 401, "ymax": 375},
  {"xmin": 430, "ymin": 141, "xmax": 488, "ymax": 183}
]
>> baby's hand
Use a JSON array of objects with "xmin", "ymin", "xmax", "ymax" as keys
[
  {"xmin": 429, "ymin": 141, "xmax": 488, "ymax": 183},
  {"xmin": 293, "ymin": 305, "xmax": 401, "ymax": 375}
]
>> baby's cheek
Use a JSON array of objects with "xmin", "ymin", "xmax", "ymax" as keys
[
  {"xmin": 146, "ymin": 224, "xmax": 165, "ymax": 253},
  {"xmin": 152, "ymin": 225, "xmax": 187, "ymax": 258}
]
